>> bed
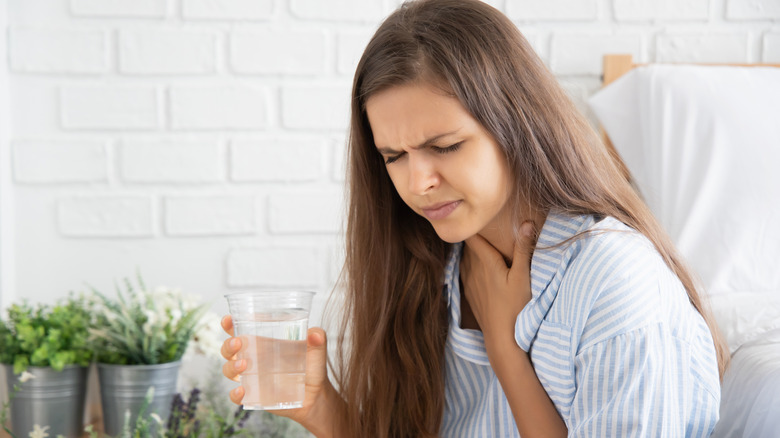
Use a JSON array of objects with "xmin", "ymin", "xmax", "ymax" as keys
[{"xmin": 589, "ymin": 55, "xmax": 780, "ymax": 437}]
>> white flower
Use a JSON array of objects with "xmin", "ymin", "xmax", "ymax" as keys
[
  {"xmin": 142, "ymin": 309, "xmax": 158, "ymax": 335},
  {"xmin": 29, "ymin": 424, "xmax": 49, "ymax": 438},
  {"xmin": 150, "ymin": 413, "xmax": 164, "ymax": 426},
  {"xmin": 169, "ymin": 308, "xmax": 182, "ymax": 326},
  {"xmin": 184, "ymin": 311, "xmax": 222, "ymax": 359},
  {"xmin": 19, "ymin": 371, "xmax": 36, "ymax": 383},
  {"xmin": 181, "ymin": 292, "xmax": 201, "ymax": 311}
]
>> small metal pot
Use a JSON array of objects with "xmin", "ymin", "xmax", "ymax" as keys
[
  {"xmin": 97, "ymin": 361, "xmax": 181, "ymax": 436},
  {"xmin": 4, "ymin": 364, "xmax": 89, "ymax": 438}
]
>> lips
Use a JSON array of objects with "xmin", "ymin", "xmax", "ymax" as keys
[{"xmin": 421, "ymin": 200, "xmax": 462, "ymax": 220}]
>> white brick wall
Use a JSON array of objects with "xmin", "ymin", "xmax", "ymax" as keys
[
  {"xmin": 765, "ymin": 33, "xmax": 780, "ymax": 62},
  {"xmin": 268, "ymin": 191, "xmax": 344, "ymax": 234},
  {"xmin": 551, "ymin": 33, "xmax": 642, "ymax": 75},
  {"xmin": 9, "ymin": 28, "xmax": 109, "ymax": 74},
  {"xmin": 230, "ymin": 138, "xmax": 325, "ymax": 182},
  {"xmin": 614, "ymin": 0, "xmax": 709, "ymax": 21},
  {"xmin": 337, "ymin": 30, "xmax": 374, "ymax": 75},
  {"xmin": 120, "ymin": 138, "xmax": 224, "ymax": 183},
  {"xmin": 656, "ymin": 34, "xmax": 749, "ymax": 63},
  {"xmin": 70, "ymin": 0, "xmax": 168, "ymax": 18},
  {"xmin": 506, "ymin": 0, "xmax": 598, "ymax": 21},
  {"xmin": 289, "ymin": 0, "xmax": 386, "ymax": 22},
  {"xmin": 2, "ymin": 0, "xmax": 776, "ymax": 319},
  {"xmin": 231, "ymin": 28, "xmax": 329, "ymax": 75},
  {"xmin": 165, "ymin": 195, "xmax": 256, "ymax": 236},
  {"xmin": 182, "ymin": 0, "xmax": 275, "ymax": 21},
  {"xmin": 726, "ymin": 0, "xmax": 780, "ymax": 20},
  {"xmin": 169, "ymin": 85, "xmax": 269, "ymax": 130},
  {"xmin": 58, "ymin": 195, "xmax": 154, "ymax": 237},
  {"xmin": 119, "ymin": 29, "xmax": 218, "ymax": 75},
  {"xmin": 281, "ymin": 85, "xmax": 351, "ymax": 130},
  {"xmin": 227, "ymin": 247, "xmax": 322, "ymax": 287},
  {"xmin": 13, "ymin": 139, "xmax": 108, "ymax": 183},
  {"xmin": 61, "ymin": 86, "xmax": 161, "ymax": 130}
]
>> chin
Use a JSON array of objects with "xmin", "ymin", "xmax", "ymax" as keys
[{"xmin": 431, "ymin": 224, "xmax": 473, "ymax": 244}]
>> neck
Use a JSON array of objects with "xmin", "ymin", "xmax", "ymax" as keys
[{"xmin": 478, "ymin": 207, "xmax": 548, "ymax": 263}]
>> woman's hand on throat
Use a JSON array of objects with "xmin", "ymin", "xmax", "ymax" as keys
[{"xmin": 460, "ymin": 221, "xmax": 536, "ymax": 344}]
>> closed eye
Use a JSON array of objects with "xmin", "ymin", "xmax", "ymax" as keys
[
  {"xmin": 382, "ymin": 141, "xmax": 462, "ymax": 165},
  {"xmin": 433, "ymin": 141, "xmax": 463, "ymax": 154},
  {"xmin": 384, "ymin": 151, "xmax": 405, "ymax": 164}
]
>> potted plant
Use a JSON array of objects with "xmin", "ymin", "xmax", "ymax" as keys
[
  {"xmin": 0, "ymin": 295, "xmax": 94, "ymax": 438},
  {"xmin": 89, "ymin": 275, "xmax": 209, "ymax": 436},
  {"xmin": 107, "ymin": 358, "xmax": 312, "ymax": 438}
]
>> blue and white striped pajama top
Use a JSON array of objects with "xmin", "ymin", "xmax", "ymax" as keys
[{"xmin": 440, "ymin": 211, "xmax": 720, "ymax": 437}]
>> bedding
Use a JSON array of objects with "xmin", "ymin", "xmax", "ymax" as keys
[{"xmin": 711, "ymin": 328, "xmax": 780, "ymax": 437}]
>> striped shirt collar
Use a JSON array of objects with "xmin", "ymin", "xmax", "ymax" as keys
[{"xmin": 443, "ymin": 210, "xmax": 596, "ymax": 362}]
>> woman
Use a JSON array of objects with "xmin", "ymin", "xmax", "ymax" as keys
[{"xmin": 220, "ymin": 0, "xmax": 728, "ymax": 436}]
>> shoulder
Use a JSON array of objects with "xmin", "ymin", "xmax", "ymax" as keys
[
  {"xmin": 566, "ymin": 217, "xmax": 659, "ymax": 285},
  {"xmin": 556, "ymin": 217, "xmax": 673, "ymax": 349}
]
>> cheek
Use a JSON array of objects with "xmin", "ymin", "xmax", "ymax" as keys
[
  {"xmin": 456, "ymin": 155, "xmax": 506, "ymax": 200},
  {"xmin": 467, "ymin": 162, "xmax": 512, "ymax": 211}
]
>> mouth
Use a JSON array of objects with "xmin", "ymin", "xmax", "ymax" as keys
[{"xmin": 421, "ymin": 200, "xmax": 462, "ymax": 220}]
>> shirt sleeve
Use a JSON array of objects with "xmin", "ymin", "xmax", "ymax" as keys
[{"xmin": 568, "ymin": 324, "xmax": 719, "ymax": 438}]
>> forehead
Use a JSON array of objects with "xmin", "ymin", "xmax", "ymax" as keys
[{"xmin": 365, "ymin": 83, "xmax": 475, "ymax": 148}]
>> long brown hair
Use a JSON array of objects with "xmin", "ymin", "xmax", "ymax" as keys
[{"xmin": 335, "ymin": 0, "xmax": 729, "ymax": 436}]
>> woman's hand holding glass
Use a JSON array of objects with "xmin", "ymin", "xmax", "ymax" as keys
[{"xmin": 220, "ymin": 316, "xmax": 343, "ymax": 437}]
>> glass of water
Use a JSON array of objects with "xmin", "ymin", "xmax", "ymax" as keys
[{"xmin": 224, "ymin": 290, "xmax": 315, "ymax": 410}]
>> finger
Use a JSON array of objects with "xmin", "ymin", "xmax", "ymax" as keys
[
  {"xmin": 220, "ymin": 336, "xmax": 241, "ymax": 360},
  {"xmin": 520, "ymin": 221, "xmax": 537, "ymax": 255},
  {"xmin": 222, "ymin": 358, "xmax": 246, "ymax": 382},
  {"xmin": 509, "ymin": 221, "xmax": 537, "ymax": 276},
  {"xmin": 306, "ymin": 327, "xmax": 329, "ymax": 383},
  {"xmin": 229, "ymin": 386, "xmax": 245, "ymax": 406},
  {"xmin": 465, "ymin": 234, "xmax": 506, "ymax": 268},
  {"xmin": 221, "ymin": 315, "xmax": 234, "ymax": 336},
  {"xmin": 308, "ymin": 327, "xmax": 327, "ymax": 348}
]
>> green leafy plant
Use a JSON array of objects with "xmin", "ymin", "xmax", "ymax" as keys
[
  {"xmin": 0, "ymin": 294, "xmax": 94, "ymax": 374},
  {"xmin": 90, "ymin": 275, "xmax": 208, "ymax": 365}
]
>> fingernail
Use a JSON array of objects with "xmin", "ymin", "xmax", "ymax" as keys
[
  {"xmin": 234, "ymin": 359, "xmax": 245, "ymax": 370},
  {"xmin": 230, "ymin": 338, "xmax": 239, "ymax": 349}
]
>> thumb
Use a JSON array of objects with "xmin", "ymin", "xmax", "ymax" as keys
[
  {"xmin": 511, "ymin": 221, "xmax": 536, "ymax": 273},
  {"xmin": 306, "ymin": 327, "xmax": 329, "ymax": 381},
  {"xmin": 308, "ymin": 327, "xmax": 327, "ymax": 349}
]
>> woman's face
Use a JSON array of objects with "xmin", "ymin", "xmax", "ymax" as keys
[{"xmin": 366, "ymin": 82, "xmax": 514, "ymax": 244}]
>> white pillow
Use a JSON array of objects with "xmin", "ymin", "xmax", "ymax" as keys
[{"xmin": 589, "ymin": 65, "xmax": 780, "ymax": 353}]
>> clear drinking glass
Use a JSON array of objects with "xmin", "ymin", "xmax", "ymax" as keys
[{"xmin": 225, "ymin": 290, "xmax": 315, "ymax": 410}]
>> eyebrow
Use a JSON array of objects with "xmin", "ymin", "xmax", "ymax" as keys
[{"xmin": 375, "ymin": 129, "xmax": 460, "ymax": 155}]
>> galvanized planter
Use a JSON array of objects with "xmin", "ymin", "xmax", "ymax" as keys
[
  {"xmin": 3, "ymin": 364, "xmax": 88, "ymax": 438},
  {"xmin": 97, "ymin": 361, "xmax": 181, "ymax": 436}
]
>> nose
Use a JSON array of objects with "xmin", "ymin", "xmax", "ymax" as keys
[{"xmin": 407, "ymin": 154, "xmax": 440, "ymax": 195}]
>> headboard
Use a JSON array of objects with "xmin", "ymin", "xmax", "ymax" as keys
[{"xmin": 601, "ymin": 53, "xmax": 780, "ymax": 86}]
